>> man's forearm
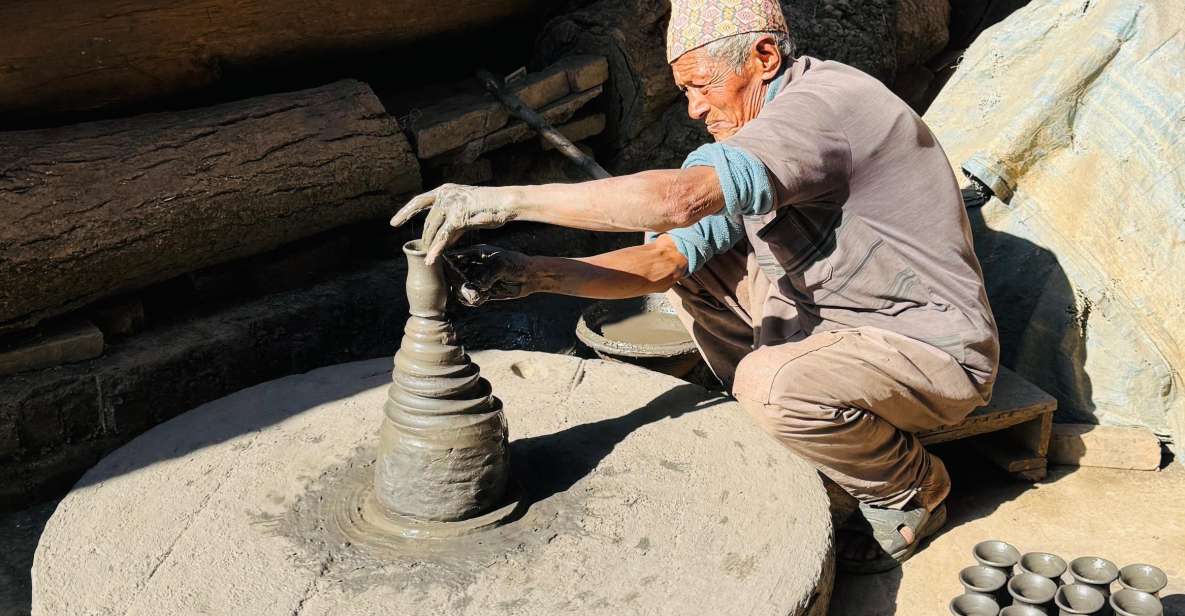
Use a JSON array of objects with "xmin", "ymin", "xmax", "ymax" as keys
[
  {"xmin": 501, "ymin": 167, "xmax": 725, "ymax": 233},
  {"xmin": 526, "ymin": 237, "xmax": 689, "ymax": 300}
]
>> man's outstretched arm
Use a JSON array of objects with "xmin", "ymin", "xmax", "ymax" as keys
[
  {"xmin": 392, "ymin": 167, "xmax": 724, "ymax": 263},
  {"xmin": 447, "ymin": 236, "xmax": 689, "ymax": 305}
]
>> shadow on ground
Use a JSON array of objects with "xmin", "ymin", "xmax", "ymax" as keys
[{"xmin": 513, "ymin": 384, "xmax": 730, "ymax": 507}]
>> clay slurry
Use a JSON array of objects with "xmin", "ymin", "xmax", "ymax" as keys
[{"xmin": 598, "ymin": 311, "xmax": 692, "ymax": 346}]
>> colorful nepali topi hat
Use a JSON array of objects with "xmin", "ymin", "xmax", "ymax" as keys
[{"xmin": 666, "ymin": 0, "xmax": 790, "ymax": 63}]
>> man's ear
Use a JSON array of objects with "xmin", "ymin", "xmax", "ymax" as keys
[{"xmin": 752, "ymin": 35, "xmax": 783, "ymax": 81}]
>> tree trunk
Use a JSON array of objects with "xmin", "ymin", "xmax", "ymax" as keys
[
  {"xmin": 0, "ymin": 0, "xmax": 543, "ymax": 116},
  {"xmin": 535, "ymin": 0, "xmax": 680, "ymax": 150},
  {"xmin": 0, "ymin": 79, "xmax": 421, "ymax": 335}
]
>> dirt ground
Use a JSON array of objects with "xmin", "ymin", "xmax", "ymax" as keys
[
  {"xmin": 830, "ymin": 447, "xmax": 1185, "ymax": 615},
  {"xmin": 4, "ymin": 446, "xmax": 1183, "ymax": 615}
]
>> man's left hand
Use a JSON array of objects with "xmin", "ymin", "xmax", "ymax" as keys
[
  {"xmin": 443, "ymin": 244, "xmax": 535, "ymax": 306},
  {"xmin": 390, "ymin": 184, "xmax": 516, "ymax": 263}
]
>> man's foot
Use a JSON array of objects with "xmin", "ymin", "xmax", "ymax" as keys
[
  {"xmin": 837, "ymin": 502, "xmax": 947, "ymax": 574},
  {"xmin": 836, "ymin": 453, "xmax": 951, "ymax": 574}
]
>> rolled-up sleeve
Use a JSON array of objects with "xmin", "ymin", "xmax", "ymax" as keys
[
  {"xmin": 725, "ymin": 91, "xmax": 851, "ymax": 207},
  {"xmin": 661, "ymin": 142, "xmax": 774, "ymax": 273}
]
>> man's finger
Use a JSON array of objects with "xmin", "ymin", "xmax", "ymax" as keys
[
  {"xmin": 390, "ymin": 189, "xmax": 438, "ymax": 228},
  {"xmin": 457, "ymin": 284, "xmax": 487, "ymax": 307},
  {"xmin": 423, "ymin": 223, "xmax": 458, "ymax": 264},
  {"xmin": 421, "ymin": 204, "xmax": 447, "ymax": 250}
]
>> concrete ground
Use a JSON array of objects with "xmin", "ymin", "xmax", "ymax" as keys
[
  {"xmin": 3, "ymin": 446, "xmax": 1183, "ymax": 615},
  {"xmin": 829, "ymin": 447, "xmax": 1185, "ymax": 615}
]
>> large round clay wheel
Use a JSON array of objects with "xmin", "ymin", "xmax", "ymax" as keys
[{"xmin": 33, "ymin": 350, "xmax": 834, "ymax": 615}]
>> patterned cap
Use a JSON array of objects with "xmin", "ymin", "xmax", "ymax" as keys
[{"xmin": 666, "ymin": 0, "xmax": 789, "ymax": 63}]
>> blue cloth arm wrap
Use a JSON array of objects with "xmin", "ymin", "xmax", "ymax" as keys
[{"xmin": 665, "ymin": 143, "xmax": 775, "ymax": 273}]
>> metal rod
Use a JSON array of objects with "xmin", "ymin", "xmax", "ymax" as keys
[{"xmin": 476, "ymin": 69, "xmax": 612, "ymax": 180}]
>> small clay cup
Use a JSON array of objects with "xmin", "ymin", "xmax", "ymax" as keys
[
  {"xmin": 1118, "ymin": 564, "xmax": 1168, "ymax": 597},
  {"xmin": 1000, "ymin": 606, "xmax": 1048, "ymax": 616},
  {"xmin": 1109, "ymin": 588, "xmax": 1164, "ymax": 616},
  {"xmin": 1021, "ymin": 552, "xmax": 1068, "ymax": 585},
  {"xmin": 1009, "ymin": 571, "xmax": 1058, "ymax": 612},
  {"xmin": 973, "ymin": 540, "xmax": 1021, "ymax": 577},
  {"xmin": 1054, "ymin": 584, "xmax": 1106, "ymax": 615},
  {"xmin": 959, "ymin": 565, "xmax": 1008, "ymax": 602},
  {"xmin": 1070, "ymin": 557, "xmax": 1120, "ymax": 597},
  {"xmin": 948, "ymin": 593, "xmax": 1000, "ymax": 616}
]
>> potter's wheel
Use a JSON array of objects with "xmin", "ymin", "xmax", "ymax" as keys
[{"xmin": 33, "ymin": 351, "xmax": 834, "ymax": 615}]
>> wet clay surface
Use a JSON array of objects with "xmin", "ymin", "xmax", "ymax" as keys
[
  {"xmin": 598, "ymin": 311, "xmax": 692, "ymax": 346},
  {"xmin": 256, "ymin": 444, "xmax": 581, "ymax": 596},
  {"xmin": 32, "ymin": 351, "xmax": 834, "ymax": 615}
]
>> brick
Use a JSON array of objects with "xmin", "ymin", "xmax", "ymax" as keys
[
  {"xmin": 412, "ymin": 62, "xmax": 589, "ymax": 161},
  {"xmin": 508, "ymin": 67, "xmax": 571, "ymax": 111},
  {"xmin": 435, "ymin": 86, "xmax": 605, "ymax": 164},
  {"xmin": 486, "ymin": 86, "xmax": 604, "ymax": 151},
  {"xmin": 542, "ymin": 114, "xmax": 607, "ymax": 150},
  {"xmin": 1048, "ymin": 423, "xmax": 1163, "ymax": 470},
  {"xmin": 0, "ymin": 319, "xmax": 104, "ymax": 377},
  {"xmin": 412, "ymin": 93, "xmax": 509, "ymax": 159},
  {"xmin": 552, "ymin": 55, "xmax": 610, "ymax": 92}
]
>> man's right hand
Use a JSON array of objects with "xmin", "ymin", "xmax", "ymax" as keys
[
  {"xmin": 390, "ymin": 184, "xmax": 517, "ymax": 264},
  {"xmin": 443, "ymin": 244, "xmax": 536, "ymax": 307}
]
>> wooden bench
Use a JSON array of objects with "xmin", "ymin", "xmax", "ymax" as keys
[{"xmin": 920, "ymin": 366, "xmax": 1057, "ymax": 481}]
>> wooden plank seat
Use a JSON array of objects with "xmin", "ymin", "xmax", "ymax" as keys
[{"xmin": 920, "ymin": 366, "xmax": 1057, "ymax": 481}]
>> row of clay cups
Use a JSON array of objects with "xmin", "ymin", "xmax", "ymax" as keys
[
  {"xmin": 952, "ymin": 583, "xmax": 1165, "ymax": 615},
  {"xmin": 950, "ymin": 541, "xmax": 1168, "ymax": 615},
  {"xmin": 972, "ymin": 540, "xmax": 1168, "ymax": 595}
]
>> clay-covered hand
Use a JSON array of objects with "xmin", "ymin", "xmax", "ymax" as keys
[
  {"xmin": 390, "ymin": 184, "xmax": 516, "ymax": 263},
  {"xmin": 443, "ymin": 244, "xmax": 536, "ymax": 307}
]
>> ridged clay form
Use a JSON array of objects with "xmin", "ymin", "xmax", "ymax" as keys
[{"xmin": 371, "ymin": 240, "xmax": 510, "ymax": 523}]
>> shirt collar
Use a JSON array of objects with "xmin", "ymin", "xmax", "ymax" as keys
[{"xmin": 764, "ymin": 56, "xmax": 810, "ymax": 104}]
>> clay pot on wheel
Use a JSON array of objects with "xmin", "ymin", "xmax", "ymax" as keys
[
  {"xmin": 1118, "ymin": 564, "xmax": 1168, "ymax": 597},
  {"xmin": 949, "ymin": 593, "xmax": 1000, "ymax": 616},
  {"xmin": 1070, "ymin": 557, "xmax": 1119, "ymax": 598},
  {"xmin": 1054, "ymin": 584, "xmax": 1106, "ymax": 615},
  {"xmin": 974, "ymin": 540, "xmax": 1021, "ymax": 577},
  {"xmin": 1021, "ymin": 552, "xmax": 1068, "ymax": 586},
  {"xmin": 1109, "ymin": 588, "xmax": 1164, "ymax": 616},
  {"xmin": 1009, "ymin": 572, "xmax": 1058, "ymax": 612}
]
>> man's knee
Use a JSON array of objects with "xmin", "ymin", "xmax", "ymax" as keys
[
  {"xmin": 732, "ymin": 333, "xmax": 844, "ymax": 403},
  {"xmin": 733, "ymin": 345, "xmax": 818, "ymax": 435}
]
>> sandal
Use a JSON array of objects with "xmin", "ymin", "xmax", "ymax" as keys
[{"xmin": 837, "ymin": 502, "xmax": 947, "ymax": 575}]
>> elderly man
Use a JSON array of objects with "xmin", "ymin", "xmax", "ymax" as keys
[{"xmin": 392, "ymin": 0, "xmax": 998, "ymax": 573}]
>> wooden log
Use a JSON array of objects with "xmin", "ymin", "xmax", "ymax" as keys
[
  {"xmin": 0, "ymin": 0, "xmax": 545, "ymax": 116},
  {"xmin": 0, "ymin": 80, "xmax": 421, "ymax": 335},
  {"xmin": 535, "ymin": 0, "xmax": 680, "ymax": 149}
]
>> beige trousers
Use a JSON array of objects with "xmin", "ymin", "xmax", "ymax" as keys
[{"xmin": 667, "ymin": 245, "xmax": 988, "ymax": 509}]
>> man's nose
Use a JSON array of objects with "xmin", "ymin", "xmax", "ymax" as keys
[{"xmin": 686, "ymin": 90, "xmax": 710, "ymax": 121}]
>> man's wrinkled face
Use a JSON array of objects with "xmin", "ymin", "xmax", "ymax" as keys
[{"xmin": 671, "ymin": 45, "xmax": 772, "ymax": 141}]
